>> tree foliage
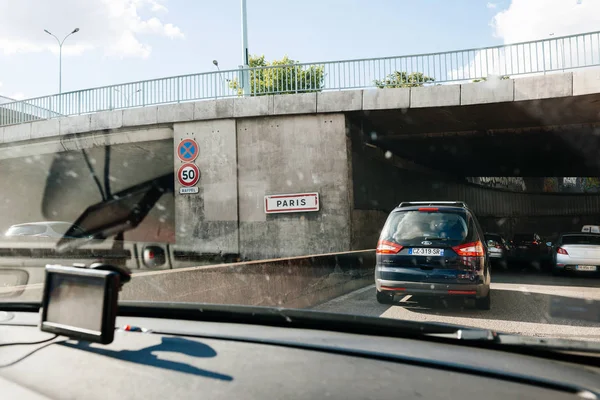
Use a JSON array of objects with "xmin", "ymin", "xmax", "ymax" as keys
[
  {"xmin": 472, "ymin": 75, "xmax": 510, "ymax": 83},
  {"xmin": 229, "ymin": 55, "xmax": 325, "ymax": 96},
  {"xmin": 374, "ymin": 71, "xmax": 435, "ymax": 88}
]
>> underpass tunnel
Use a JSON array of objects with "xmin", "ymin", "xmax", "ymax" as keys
[{"xmin": 347, "ymin": 92, "xmax": 600, "ymax": 249}]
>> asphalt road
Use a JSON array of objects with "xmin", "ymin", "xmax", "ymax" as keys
[{"xmin": 314, "ymin": 270, "xmax": 600, "ymax": 341}]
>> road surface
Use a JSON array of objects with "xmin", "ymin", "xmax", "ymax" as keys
[{"xmin": 315, "ymin": 271, "xmax": 600, "ymax": 341}]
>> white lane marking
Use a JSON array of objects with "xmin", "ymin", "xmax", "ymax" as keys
[{"xmin": 399, "ymin": 295, "xmax": 412, "ymax": 302}]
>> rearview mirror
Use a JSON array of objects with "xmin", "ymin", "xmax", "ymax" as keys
[{"xmin": 56, "ymin": 173, "xmax": 174, "ymax": 252}]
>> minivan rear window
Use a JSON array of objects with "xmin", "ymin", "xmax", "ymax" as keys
[{"xmin": 381, "ymin": 210, "xmax": 472, "ymax": 245}]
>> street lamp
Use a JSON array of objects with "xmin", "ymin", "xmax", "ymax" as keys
[
  {"xmin": 112, "ymin": 87, "xmax": 142, "ymax": 109},
  {"xmin": 241, "ymin": 0, "xmax": 250, "ymax": 96},
  {"xmin": 212, "ymin": 60, "xmax": 231, "ymax": 97},
  {"xmin": 44, "ymin": 28, "xmax": 80, "ymax": 94}
]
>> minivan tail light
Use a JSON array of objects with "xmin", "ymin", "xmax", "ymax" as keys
[
  {"xmin": 418, "ymin": 207, "xmax": 439, "ymax": 212},
  {"xmin": 453, "ymin": 241, "xmax": 485, "ymax": 257},
  {"xmin": 557, "ymin": 247, "xmax": 568, "ymax": 255},
  {"xmin": 376, "ymin": 240, "xmax": 403, "ymax": 254}
]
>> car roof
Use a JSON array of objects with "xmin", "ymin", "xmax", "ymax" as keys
[
  {"xmin": 392, "ymin": 205, "xmax": 469, "ymax": 212},
  {"xmin": 9, "ymin": 221, "xmax": 72, "ymax": 227}
]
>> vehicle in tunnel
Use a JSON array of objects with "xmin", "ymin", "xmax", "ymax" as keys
[
  {"xmin": 511, "ymin": 233, "xmax": 552, "ymax": 269},
  {"xmin": 553, "ymin": 233, "xmax": 600, "ymax": 276},
  {"xmin": 375, "ymin": 201, "xmax": 491, "ymax": 310},
  {"xmin": 484, "ymin": 232, "xmax": 512, "ymax": 268}
]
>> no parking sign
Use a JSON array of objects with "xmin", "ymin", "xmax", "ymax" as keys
[{"xmin": 177, "ymin": 139, "xmax": 198, "ymax": 162}]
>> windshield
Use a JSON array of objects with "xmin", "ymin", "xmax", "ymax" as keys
[
  {"xmin": 484, "ymin": 234, "xmax": 502, "ymax": 242},
  {"xmin": 560, "ymin": 235, "xmax": 600, "ymax": 245},
  {"xmin": 513, "ymin": 234, "xmax": 536, "ymax": 243},
  {"xmin": 1, "ymin": 0, "xmax": 599, "ymax": 365},
  {"xmin": 381, "ymin": 210, "xmax": 470, "ymax": 245}
]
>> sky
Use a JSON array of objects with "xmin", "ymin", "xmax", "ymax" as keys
[{"xmin": 0, "ymin": 0, "xmax": 597, "ymax": 100}]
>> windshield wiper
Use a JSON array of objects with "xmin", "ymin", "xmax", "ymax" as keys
[
  {"xmin": 430, "ymin": 330, "xmax": 600, "ymax": 354},
  {"xmin": 118, "ymin": 301, "xmax": 484, "ymax": 337},
  {"xmin": 118, "ymin": 302, "xmax": 600, "ymax": 362}
]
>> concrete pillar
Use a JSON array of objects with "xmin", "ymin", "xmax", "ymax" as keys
[
  {"xmin": 173, "ymin": 119, "xmax": 239, "ymax": 255},
  {"xmin": 236, "ymin": 113, "xmax": 353, "ymax": 260}
]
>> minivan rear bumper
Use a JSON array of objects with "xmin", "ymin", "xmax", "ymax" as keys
[{"xmin": 375, "ymin": 278, "xmax": 488, "ymax": 298}]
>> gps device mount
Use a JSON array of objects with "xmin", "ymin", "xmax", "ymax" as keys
[{"xmin": 40, "ymin": 262, "xmax": 132, "ymax": 345}]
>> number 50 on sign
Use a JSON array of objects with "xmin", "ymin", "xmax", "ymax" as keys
[{"xmin": 177, "ymin": 163, "xmax": 200, "ymax": 193}]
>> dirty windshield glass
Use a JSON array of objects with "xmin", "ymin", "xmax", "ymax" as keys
[
  {"xmin": 382, "ymin": 211, "xmax": 469, "ymax": 243},
  {"xmin": 0, "ymin": 0, "xmax": 599, "ymax": 357}
]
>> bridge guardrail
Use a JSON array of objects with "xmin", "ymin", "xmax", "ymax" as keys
[{"xmin": 1, "ymin": 30, "xmax": 599, "ymax": 127}]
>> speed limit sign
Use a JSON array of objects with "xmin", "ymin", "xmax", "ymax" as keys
[{"xmin": 177, "ymin": 163, "xmax": 200, "ymax": 187}]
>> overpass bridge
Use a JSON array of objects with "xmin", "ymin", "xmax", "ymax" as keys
[
  {"xmin": 1, "ymin": 68, "xmax": 600, "ymax": 260},
  {"xmin": 0, "ymin": 32, "xmax": 600, "ymax": 261}
]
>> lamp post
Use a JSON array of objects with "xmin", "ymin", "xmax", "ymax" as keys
[
  {"xmin": 112, "ymin": 88, "xmax": 141, "ymax": 109},
  {"xmin": 241, "ymin": 0, "xmax": 250, "ymax": 96},
  {"xmin": 213, "ymin": 60, "xmax": 232, "ymax": 97},
  {"xmin": 44, "ymin": 28, "xmax": 80, "ymax": 94}
]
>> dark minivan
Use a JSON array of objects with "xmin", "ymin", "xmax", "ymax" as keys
[{"xmin": 375, "ymin": 201, "xmax": 491, "ymax": 310}]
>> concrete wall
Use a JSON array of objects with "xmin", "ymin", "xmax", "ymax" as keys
[
  {"xmin": 173, "ymin": 120, "xmax": 238, "ymax": 254},
  {"xmin": 121, "ymin": 250, "xmax": 375, "ymax": 309},
  {"xmin": 351, "ymin": 210, "xmax": 387, "ymax": 250},
  {"xmin": 0, "ymin": 111, "xmax": 357, "ymax": 262},
  {"xmin": 4, "ymin": 69, "xmax": 600, "ymax": 145},
  {"xmin": 236, "ymin": 113, "xmax": 353, "ymax": 260},
  {"xmin": 348, "ymin": 118, "xmax": 434, "ymax": 250}
]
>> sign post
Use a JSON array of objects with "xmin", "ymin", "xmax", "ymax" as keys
[{"xmin": 176, "ymin": 138, "xmax": 200, "ymax": 195}]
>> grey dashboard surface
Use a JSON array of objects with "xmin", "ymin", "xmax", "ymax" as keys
[{"xmin": 0, "ymin": 312, "xmax": 598, "ymax": 400}]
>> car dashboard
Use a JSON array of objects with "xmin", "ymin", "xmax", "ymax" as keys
[{"xmin": 1, "ymin": 308, "xmax": 599, "ymax": 399}]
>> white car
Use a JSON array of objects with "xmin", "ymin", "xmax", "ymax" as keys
[
  {"xmin": 553, "ymin": 232, "xmax": 600, "ymax": 275},
  {"xmin": 5, "ymin": 221, "xmax": 86, "ymax": 239}
]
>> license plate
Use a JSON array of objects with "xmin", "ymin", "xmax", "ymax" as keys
[
  {"xmin": 409, "ymin": 248, "xmax": 444, "ymax": 256},
  {"xmin": 576, "ymin": 265, "xmax": 597, "ymax": 271}
]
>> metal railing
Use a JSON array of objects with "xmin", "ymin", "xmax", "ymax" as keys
[{"xmin": 2, "ymin": 30, "xmax": 600, "ymax": 127}]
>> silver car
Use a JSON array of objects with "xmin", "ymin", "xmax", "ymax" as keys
[
  {"xmin": 553, "ymin": 233, "xmax": 600, "ymax": 275},
  {"xmin": 484, "ymin": 233, "xmax": 511, "ymax": 265},
  {"xmin": 5, "ymin": 221, "xmax": 86, "ymax": 239}
]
